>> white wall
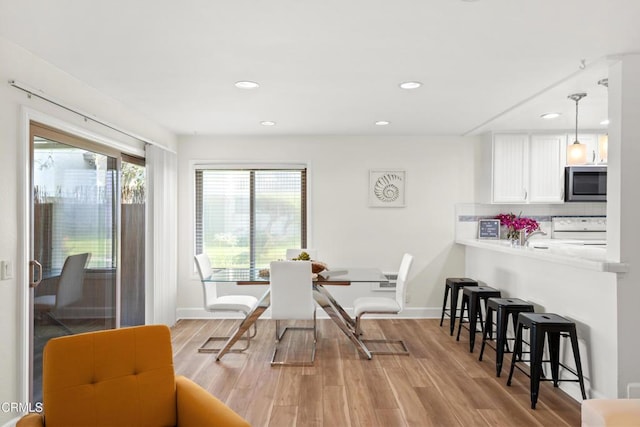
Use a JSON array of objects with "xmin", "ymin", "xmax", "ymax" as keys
[
  {"xmin": 176, "ymin": 135, "xmax": 479, "ymax": 317},
  {"xmin": 0, "ymin": 36, "xmax": 176, "ymax": 424}
]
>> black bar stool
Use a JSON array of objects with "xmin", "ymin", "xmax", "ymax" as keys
[
  {"xmin": 479, "ymin": 297, "xmax": 535, "ymax": 377},
  {"xmin": 440, "ymin": 278, "xmax": 478, "ymax": 336},
  {"xmin": 456, "ymin": 286, "xmax": 501, "ymax": 352},
  {"xmin": 506, "ymin": 312, "xmax": 587, "ymax": 409}
]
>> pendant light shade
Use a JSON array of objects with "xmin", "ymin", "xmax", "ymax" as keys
[
  {"xmin": 568, "ymin": 141, "xmax": 587, "ymax": 164},
  {"xmin": 567, "ymin": 93, "xmax": 588, "ymax": 165}
]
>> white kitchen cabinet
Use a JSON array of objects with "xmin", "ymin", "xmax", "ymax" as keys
[
  {"xmin": 492, "ymin": 133, "xmax": 565, "ymax": 204},
  {"xmin": 529, "ymin": 134, "xmax": 565, "ymax": 202},
  {"xmin": 492, "ymin": 134, "xmax": 528, "ymax": 203}
]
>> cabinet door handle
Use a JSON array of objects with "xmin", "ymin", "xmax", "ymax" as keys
[
  {"xmin": 524, "ymin": 189, "xmax": 528, "ymax": 200},
  {"xmin": 592, "ymin": 150, "xmax": 596, "ymax": 163}
]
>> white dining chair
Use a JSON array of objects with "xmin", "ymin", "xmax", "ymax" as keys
[
  {"xmin": 34, "ymin": 252, "xmax": 90, "ymax": 334},
  {"xmin": 352, "ymin": 253, "xmax": 414, "ymax": 355},
  {"xmin": 269, "ymin": 260, "xmax": 316, "ymax": 366},
  {"xmin": 194, "ymin": 253, "xmax": 259, "ymax": 353},
  {"xmin": 285, "ymin": 248, "xmax": 318, "ymax": 260}
]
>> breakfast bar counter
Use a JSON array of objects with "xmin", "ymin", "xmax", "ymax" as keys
[
  {"xmin": 457, "ymin": 238, "xmax": 623, "ymax": 402},
  {"xmin": 456, "ymin": 238, "xmax": 628, "ymax": 273}
]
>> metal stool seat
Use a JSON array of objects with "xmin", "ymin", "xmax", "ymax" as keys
[
  {"xmin": 479, "ymin": 297, "xmax": 535, "ymax": 377},
  {"xmin": 506, "ymin": 312, "xmax": 587, "ymax": 409},
  {"xmin": 456, "ymin": 285, "xmax": 501, "ymax": 352},
  {"xmin": 439, "ymin": 278, "xmax": 478, "ymax": 336}
]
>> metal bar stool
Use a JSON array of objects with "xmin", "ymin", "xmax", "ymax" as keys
[
  {"xmin": 479, "ymin": 297, "xmax": 535, "ymax": 377},
  {"xmin": 439, "ymin": 277, "xmax": 478, "ymax": 336},
  {"xmin": 506, "ymin": 312, "xmax": 588, "ymax": 409},
  {"xmin": 456, "ymin": 286, "xmax": 501, "ymax": 352}
]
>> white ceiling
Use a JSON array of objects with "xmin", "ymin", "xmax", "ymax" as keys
[{"xmin": 1, "ymin": 0, "xmax": 639, "ymax": 137}]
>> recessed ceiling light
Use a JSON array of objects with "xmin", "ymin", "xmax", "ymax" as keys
[
  {"xmin": 260, "ymin": 121, "xmax": 276, "ymax": 126},
  {"xmin": 541, "ymin": 112, "xmax": 561, "ymax": 119},
  {"xmin": 600, "ymin": 119, "xmax": 610, "ymax": 125},
  {"xmin": 235, "ymin": 81, "xmax": 259, "ymax": 89},
  {"xmin": 375, "ymin": 120, "xmax": 390, "ymax": 126},
  {"xmin": 399, "ymin": 81, "xmax": 422, "ymax": 90}
]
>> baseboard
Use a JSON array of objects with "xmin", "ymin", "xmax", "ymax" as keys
[
  {"xmin": 176, "ymin": 306, "xmax": 442, "ymax": 320},
  {"xmin": 628, "ymin": 382, "xmax": 640, "ymax": 398}
]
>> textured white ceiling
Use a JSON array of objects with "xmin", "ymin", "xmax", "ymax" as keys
[{"xmin": 1, "ymin": 0, "xmax": 638, "ymax": 136}]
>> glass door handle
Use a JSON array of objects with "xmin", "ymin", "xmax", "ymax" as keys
[{"xmin": 29, "ymin": 260, "xmax": 42, "ymax": 288}]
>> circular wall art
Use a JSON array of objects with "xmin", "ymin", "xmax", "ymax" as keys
[{"xmin": 369, "ymin": 170, "xmax": 406, "ymax": 207}]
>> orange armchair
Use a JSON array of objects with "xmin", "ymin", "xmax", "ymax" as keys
[{"xmin": 18, "ymin": 325, "xmax": 250, "ymax": 427}]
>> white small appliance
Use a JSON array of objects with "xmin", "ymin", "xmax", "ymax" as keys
[{"xmin": 551, "ymin": 216, "xmax": 606, "ymax": 245}]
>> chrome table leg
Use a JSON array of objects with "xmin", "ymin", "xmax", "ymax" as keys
[{"xmin": 313, "ymin": 284, "xmax": 372, "ymax": 360}]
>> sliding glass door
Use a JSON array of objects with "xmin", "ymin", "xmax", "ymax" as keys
[{"xmin": 29, "ymin": 122, "xmax": 145, "ymax": 402}]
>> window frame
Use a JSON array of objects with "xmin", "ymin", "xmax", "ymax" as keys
[{"xmin": 193, "ymin": 163, "xmax": 308, "ymax": 269}]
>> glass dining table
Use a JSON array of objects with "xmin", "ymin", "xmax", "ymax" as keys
[{"xmin": 202, "ymin": 267, "xmax": 389, "ymax": 361}]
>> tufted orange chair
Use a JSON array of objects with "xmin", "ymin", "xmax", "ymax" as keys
[{"xmin": 17, "ymin": 325, "xmax": 250, "ymax": 427}]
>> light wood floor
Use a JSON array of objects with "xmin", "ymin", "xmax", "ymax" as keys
[{"xmin": 171, "ymin": 318, "xmax": 582, "ymax": 427}]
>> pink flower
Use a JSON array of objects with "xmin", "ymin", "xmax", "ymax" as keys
[{"xmin": 496, "ymin": 212, "xmax": 539, "ymax": 239}]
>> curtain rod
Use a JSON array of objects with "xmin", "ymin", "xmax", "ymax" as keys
[{"xmin": 8, "ymin": 79, "xmax": 174, "ymax": 152}]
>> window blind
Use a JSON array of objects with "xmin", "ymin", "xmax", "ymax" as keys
[{"xmin": 195, "ymin": 167, "xmax": 307, "ymax": 268}]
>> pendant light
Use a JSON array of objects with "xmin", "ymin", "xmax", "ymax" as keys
[{"xmin": 567, "ymin": 93, "xmax": 588, "ymax": 165}]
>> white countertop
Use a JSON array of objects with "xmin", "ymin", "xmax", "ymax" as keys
[{"xmin": 456, "ymin": 238, "xmax": 628, "ymax": 273}]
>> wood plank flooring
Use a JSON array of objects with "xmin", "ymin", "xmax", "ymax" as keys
[{"xmin": 171, "ymin": 318, "xmax": 581, "ymax": 427}]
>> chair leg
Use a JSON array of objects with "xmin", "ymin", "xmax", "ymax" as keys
[
  {"xmin": 547, "ymin": 331, "xmax": 561, "ymax": 387},
  {"xmin": 530, "ymin": 326, "xmax": 545, "ymax": 409},
  {"xmin": 358, "ymin": 312, "xmax": 409, "ymax": 356},
  {"xmin": 248, "ymin": 321, "xmax": 258, "ymax": 339},
  {"xmin": 355, "ymin": 315, "xmax": 362, "ymax": 336},
  {"xmin": 569, "ymin": 328, "xmax": 588, "ymax": 400},
  {"xmin": 440, "ymin": 285, "xmax": 450, "ymax": 327},
  {"xmin": 495, "ymin": 308, "xmax": 510, "ymax": 377},
  {"xmin": 198, "ymin": 320, "xmax": 256, "ymax": 354},
  {"xmin": 43, "ymin": 312, "xmax": 74, "ymax": 335},
  {"xmin": 361, "ymin": 338, "xmax": 409, "ymax": 356},
  {"xmin": 478, "ymin": 306, "xmax": 494, "ymax": 362},
  {"xmin": 271, "ymin": 312, "xmax": 317, "ymax": 366},
  {"xmin": 456, "ymin": 295, "xmax": 468, "ymax": 341},
  {"xmin": 506, "ymin": 322, "xmax": 524, "ymax": 387},
  {"xmin": 449, "ymin": 286, "xmax": 459, "ymax": 336}
]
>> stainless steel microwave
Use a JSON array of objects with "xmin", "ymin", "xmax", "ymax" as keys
[{"xmin": 565, "ymin": 166, "xmax": 607, "ymax": 202}]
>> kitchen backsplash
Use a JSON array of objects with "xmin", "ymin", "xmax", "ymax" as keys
[{"xmin": 455, "ymin": 203, "xmax": 606, "ymax": 240}]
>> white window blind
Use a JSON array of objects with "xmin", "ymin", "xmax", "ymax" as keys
[{"xmin": 195, "ymin": 167, "xmax": 307, "ymax": 268}]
